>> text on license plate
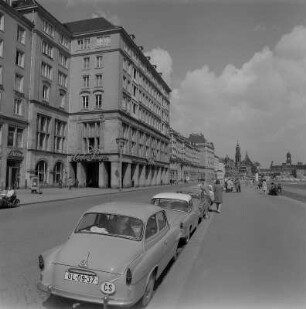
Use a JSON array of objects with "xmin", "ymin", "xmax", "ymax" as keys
[{"xmin": 64, "ymin": 272, "xmax": 98, "ymax": 285}]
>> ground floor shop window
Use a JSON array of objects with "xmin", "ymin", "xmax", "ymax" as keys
[
  {"xmin": 53, "ymin": 161, "xmax": 63, "ymax": 184},
  {"xmin": 36, "ymin": 160, "xmax": 47, "ymax": 184}
]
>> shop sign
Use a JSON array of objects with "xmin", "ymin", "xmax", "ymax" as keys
[
  {"xmin": 70, "ymin": 148, "xmax": 109, "ymax": 163},
  {"xmin": 8, "ymin": 149, "xmax": 23, "ymax": 159}
]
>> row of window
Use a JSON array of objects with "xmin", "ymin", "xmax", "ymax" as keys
[
  {"xmin": 41, "ymin": 40, "xmax": 69, "ymax": 68},
  {"xmin": 77, "ymin": 36, "xmax": 111, "ymax": 50},
  {"xmin": 82, "ymin": 55, "xmax": 103, "ymax": 69},
  {"xmin": 81, "ymin": 93, "xmax": 103, "ymax": 109},
  {"xmin": 36, "ymin": 115, "xmax": 66, "ymax": 152},
  {"xmin": 42, "ymin": 18, "xmax": 69, "ymax": 49},
  {"xmin": 82, "ymin": 74, "xmax": 103, "ymax": 88},
  {"xmin": 41, "ymin": 62, "xmax": 67, "ymax": 87},
  {"xmin": 0, "ymin": 12, "xmax": 26, "ymax": 44}
]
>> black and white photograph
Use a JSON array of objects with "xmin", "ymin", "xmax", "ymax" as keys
[{"xmin": 0, "ymin": 0, "xmax": 305, "ymax": 309}]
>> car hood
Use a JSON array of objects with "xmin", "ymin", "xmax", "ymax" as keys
[
  {"xmin": 54, "ymin": 233, "xmax": 143, "ymax": 274},
  {"xmin": 164, "ymin": 209, "xmax": 187, "ymax": 226}
]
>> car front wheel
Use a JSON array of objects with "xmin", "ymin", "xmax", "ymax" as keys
[{"xmin": 141, "ymin": 272, "xmax": 156, "ymax": 307}]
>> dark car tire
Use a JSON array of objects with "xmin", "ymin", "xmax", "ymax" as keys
[{"xmin": 141, "ymin": 272, "xmax": 156, "ymax": 307}]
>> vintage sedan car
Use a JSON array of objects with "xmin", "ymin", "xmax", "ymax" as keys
[
  {"xmin": 151, "ymin": 192, "xmax": 201, "ymax": 244},
  {"xmin": 38, "ymin": 202, "xmax": 180, "ymax": 307},
  {"xmin": 177, "ymin": 185, "xmax": 211, "ymax": 219}
]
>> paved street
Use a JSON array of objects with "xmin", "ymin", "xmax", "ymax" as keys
[{"xmin": 0, "ymin": 185, "xmax": 305, "ymax": 309}]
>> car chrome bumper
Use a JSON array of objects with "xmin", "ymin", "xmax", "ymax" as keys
[{"xmin": 39, "ymin": 284, "xmax": 138, "ymax": 307}]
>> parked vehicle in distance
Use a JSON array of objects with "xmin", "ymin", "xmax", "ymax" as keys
[
  {"xmin": 38, "ymin": 202, "xmax": 180, "ymax": 307},
  {"xmin": 151, "ymin": 192, "xmax": 201, "ymax": 244}
]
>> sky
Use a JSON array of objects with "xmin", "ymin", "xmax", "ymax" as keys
[{"xmin": 39, "ymin": 0, "xmax": 306, "ymax": 167}]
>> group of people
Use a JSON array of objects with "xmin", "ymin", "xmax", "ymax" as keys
[
  {"xmin": 257, "ymin": 179, "xmax": 282, "ymax": 195},
  {"xmin": 199, "ymin": 179, "xmax": 224, "ymax": 214},
  {"xmin": 224, "ymin": 178, "xmax": 241, "ymax": 193}
]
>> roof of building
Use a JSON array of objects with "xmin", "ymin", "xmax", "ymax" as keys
[
  {"xmin": 64, "ymin": 17, "xmax": 118, "ymax": 34},
  {"xmin": 188, "ymin": 133, "xmax": 206, "ymax": 144}
]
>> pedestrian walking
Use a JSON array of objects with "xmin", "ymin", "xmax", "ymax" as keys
[
  {"xmin": 213, "ymin": 179, "xmax": 224, "ymax": 213},
  {"xmin": 262, "ymin": 180, "xmax": 267, "ymax": 194}
]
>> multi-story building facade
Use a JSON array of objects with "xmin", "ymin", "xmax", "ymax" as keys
[
  {"xmin": 0, "ymin": 0, "xmax": 171, "ymax": 189},
  {"xmin": 0, "ymin": 0, "xmax": 33, "ymax": 189},
  {"xmin": 188, "ymin": 133, "xmax": 215, "ymax": 182},
  {"xmin": 169, "ymin": 128, "xmax": 204, "ymax": 183}
]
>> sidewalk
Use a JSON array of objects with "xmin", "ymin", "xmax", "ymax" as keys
[{"xmin": 16, "ymin": 185, "xmax": 172, "ymax": 206}]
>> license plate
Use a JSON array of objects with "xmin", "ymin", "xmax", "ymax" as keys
[{"xmin": 64, "ymin": 271, "xmax": 98, "ymax": 285}]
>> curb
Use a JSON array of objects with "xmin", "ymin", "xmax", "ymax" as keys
[{"xmin": 19, "ymin": 184, "xmax": 184, "ymax": 206}]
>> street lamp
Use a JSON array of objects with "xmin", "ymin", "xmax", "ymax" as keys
[{"xmin": 116, "ymin": 137, "xmax": 127, "ymax": 191}]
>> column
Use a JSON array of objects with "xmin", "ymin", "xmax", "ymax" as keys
[
  {"xmin": 132, "ymin": 164, "xmax": 139, "ymax": 187},
  {"xmin": 123, "ymin": 163, "xmax": 132, "ymax": 188},
  {"xmin": 99, "ymin": 162, "xmax": 106, "ymax": 188},
  {"xmin": 111, "ymin": 161, "xmax": 120, "ymax": 189}
]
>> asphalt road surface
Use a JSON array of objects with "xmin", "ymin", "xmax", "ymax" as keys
[{"xmin": 0, "ymin": 185, "xmax": 305, "ymax": 309}]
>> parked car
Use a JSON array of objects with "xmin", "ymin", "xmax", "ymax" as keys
[
  {"xmin": 177, "ymin": 185, "xmax": 210, "ymax": 219},
  {"xmin": 37, "ymin": 202, "xmax": 180, "ymax": 307},
  {"xmin": 151, "ymin": 192, "xmax": 200, "ymax": 244}
]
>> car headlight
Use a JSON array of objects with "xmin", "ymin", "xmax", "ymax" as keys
[
  {"xmin": 39, "ymin": 255, "xmax": 44, "ymax": 270},
  {"xmin": 126, "ymin": 268, "xmax": 132, "ymax": 285}
]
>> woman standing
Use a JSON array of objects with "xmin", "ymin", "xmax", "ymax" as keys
[{"xmin": 213, "ymin": 180, "xmax": 224, "ymax": 214}]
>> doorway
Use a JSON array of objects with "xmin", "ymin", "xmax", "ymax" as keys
[{"xmin": 86, "ymin": 162, "xmax": 99, "ymax": 187}]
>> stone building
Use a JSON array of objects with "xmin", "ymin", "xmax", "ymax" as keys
[
  {"xmin": 0, "ymin": 0, "xmax": 171, "ymax": 189},
  {"xmin": 0, "ymin": 0, "xmax": 33, "ymax": 189},
  {"xmin": 169, "ymin": 128, "xmax": 204, "ymax": 183}
]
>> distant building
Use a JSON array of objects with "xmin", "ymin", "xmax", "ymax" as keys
[{"xmin": 269, "ymin": 152, "xmax": 306, "ymax": 179}]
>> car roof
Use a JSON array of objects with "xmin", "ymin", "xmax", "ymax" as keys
[
  {"xmin": 84, "ymin": 202, "xmax": 162, "ymax": 221},
  {"xmin": 151, "ymin": 192, "xmax": 192, "ymax": 202}
]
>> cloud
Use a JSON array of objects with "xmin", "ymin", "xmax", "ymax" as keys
[
  {"xmin": 171, "ymin": 26, "xmax": 306, "ymax": 166},
  {"xmin": 91, "ymin": 10, "xmax": 121, "ymax": 26},
  {"xmin": 145, "ymin": 48, "xmax": 173, "ymax": 85}
]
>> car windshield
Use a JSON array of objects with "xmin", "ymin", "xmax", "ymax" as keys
[
  {"xmin": 152, "ymin": 198, "xmax": 190, "ymax": 212},
  {"xmin": 75, "ymin": 213, "xmax": 144, "ymax": 241}
]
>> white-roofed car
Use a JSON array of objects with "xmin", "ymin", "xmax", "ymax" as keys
[
  {"xmin": 37, "ymin": 202, "xmax": 180, "ymax": 307},
  {"xmin": 151, "ymin": 192, "xmax": 201, "ymax": 244}
]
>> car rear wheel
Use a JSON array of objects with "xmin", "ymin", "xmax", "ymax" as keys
[{"xmin": 141, "ymin": 272, "xmax": 156, "ymax": 307}]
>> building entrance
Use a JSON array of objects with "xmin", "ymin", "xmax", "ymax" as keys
[
  {"xmin": 86, "ymin": 162, "xmax": 99, "ymax": 187},
  {"xmin": 6, "ymin": 163, "xmax": 20, "ymax": 189}
]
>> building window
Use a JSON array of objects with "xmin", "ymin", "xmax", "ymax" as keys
[
  {"xmin": 41, "ymin": 62, "xmax": 52, "ymax": 79},
  {"xmin": 78, "ymin": 38, "xmax": 90, "ymax": 49},
  {"xmin": 96, "ymin": 55, "xmax": 103, "ymax": 68},
  {"xmin": 15, "ymin": 50, "xmax": 25, "ymax": 68},
  {"xmin": 42, "ymin": 41, "xmax": 53, "ymax": 58},
  {"xmin": 82, "ymin": 95, "xmax": 89, "ymax": 109},
  {"xmin": 36, "ymin": 160, "xmax": 48, "ymax": 183},
  {"xmin": 43, "ymin": 19, "xmax": 54, "ymax": 37},
  {"xmin": 42, "ymin": 84, "xmax": 50, "ymax": 101},
  {"xmin": 54, "ymin": 119, "xmax": 66, "ymax": 153},
  {"xmin": 82, "ymin": 75, "xmax": 89, "ymax": 88},
  {"xmin": 59, "ymin": 35, "xmax": 68, "ymax": 48},
  {"xmin": 59, "ymin": 91, "xmax": 66, "ymax": 108},
  {"xmin": 15, "ymin": 74, "xmax": 23, "ymax": 93},
  {"xmin": 58, "ymin": 71, "xmax": 67, "ymax": 88},
  {"xmin": 95, "ymin": 94, "xmax": 102, "ymax": 108},
  {"xmin": 0, "ymin": 40, "xmax": 3, "ymax": 57},
  {"xmin": 95, "ymin": 74, "xmax": 103, "ymax": 87},
  {"xmin": 53, "ymin": 161, "xmax": 64, "ymax": 184},
  {"xmin": 0, "ymin": 13, "xmax": 4, "ymax": 31},
  {"xmin": 83, "ymin": 57, "xmax": 90, "ymax": 69},
  {"xmin": 17, "ymin": 26, "xmax": 26, "ymax": 44},
  {"xmin": 59, "ymin": 52, "xmax": 68, "ymax": 68},
  {"xmin": 14, "ymin": 98, "xmax": 22, "ymax": 115},
  {"xmin": 36, "ymin": 114, "xmax": 50, "ymax": 150},
  {"xmin": 7, "ymin": 126, "xmax": 23, "ymax": 148},
  {"xmin": 0, "ymin": 65, "xmax": 2, "ymax": 84}
]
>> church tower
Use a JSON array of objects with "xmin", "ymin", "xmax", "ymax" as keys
[
  {"xmin": 286, "ymin": 152, "xmax": 292, "ymax": 165},
  {"xmin": 235, "ymin": 141, "xmax": 241, "ymax": 167}
]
